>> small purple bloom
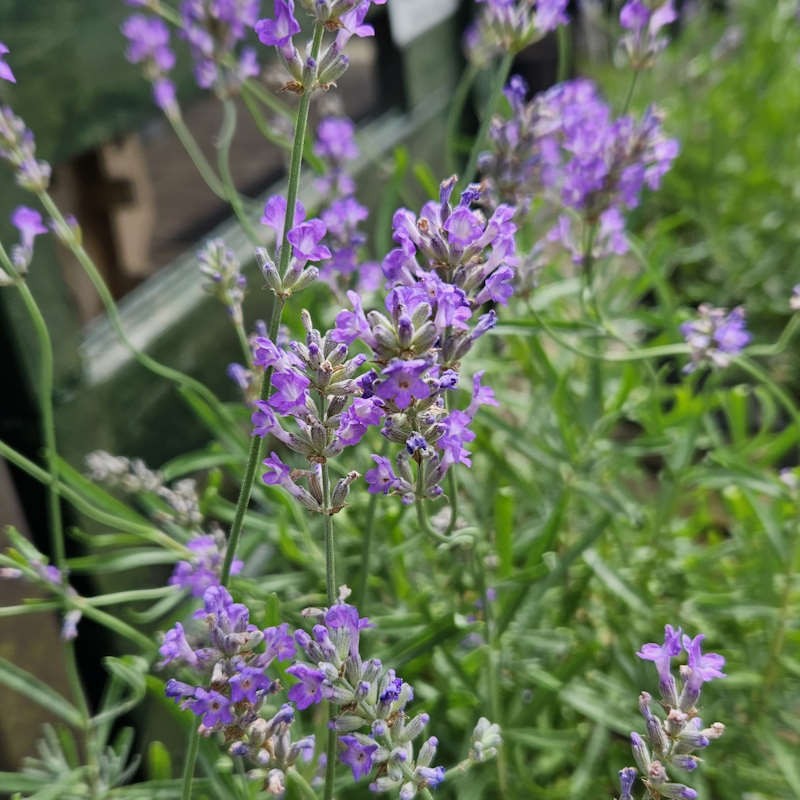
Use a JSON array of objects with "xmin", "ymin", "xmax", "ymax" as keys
[
  {"xmin": 229, "ymin": 666, "xmax": 273, "ymax": 704},
  {"xmin": 682, "ymin": 634, "xmax": 726, "ymax": 690},
  {"xmin": 255, "ymin": 1, "xmax": 301, "ymax": 47},
  {"xmin": 122, "ymin": 14, "xmax": 175, "ymax": 72},
  {"xmin": 287, "ymin": 219, "xmax": 332, "ymax": 263},
  {"xmin": 269, "ymin": 369, "xmax": 310, "ymax": 415},
  {"xmin": 444, "ymin": 207, "xmax": 484, "ymax": 248},
  {"xmin": 261, "ymin": 195, "xmax": 305, "ymax": 242},
  {"xmin": 169, "ymin": 534, "xmax": 242, "ymax": 598},
  {"xmin": 620, "ymin": 0, "xmax": 650, "ymax": 32},
  {"xmin": 339, "ymin": 735, "xmax": 378, "ymax": 781},
  {"xmin": 415, "ymin": 765, "xmax": 446, "ymax": 787},
  {"xmin": 314, "ymin": 116, "xmax": 358, "ymax": 163},
  {"xmin": 375, "ymin": 359, "xmax": 430, "ymax": 409},
  {"xmin": 11, "ymin": 206, "xmax": 47, "ymax": 251},
  {"xmin": 263, "ymin": 622, "xmax": 296, "ymax": 662},
  {"xmin": 681, "ymin": 304, "xmax": 750, "ymax": 371},
  {"xmin": 364, "ymin": 455, "xmax": 399, "ymax": 495},
  {"xmin": 190, "ymin": 687, "xmax": 234, "ymax": 728},
  {"xmin": 637, "ymin": 624, "xmax": 682, "ymax": 704},
  {"xmin": 535, "ymin": 0, "xmax": 570, "ymax": 33},
  {"xmin": 160, "ymin": 622, "xmax": 200, "ymax": 667},
  {"xmin": 262, "ymin": 451, "xmax": 292, "ymax": 485},
  {"xmin": 618, "ymin": 766, "xmax": 638, "ymax": 800},
  {"xmin": 286, "ymin": 663, "xmax": 326, "ymax": 709}
]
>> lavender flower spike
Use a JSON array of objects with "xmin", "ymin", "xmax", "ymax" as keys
[{"xmin": 681, "ymin": 304, "xmax": 751, "ymax": 371}]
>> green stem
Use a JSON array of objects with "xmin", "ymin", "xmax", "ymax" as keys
[
  {"xmin": 324, "ymin": 726, "xmax": 337, "ymax": 800},
  {"xmin": 220, "ymin": 19, "xmax": 323, "ymax": 582},
  {"xmin": 444, "ymin": 393, "xmax": 460, "ymax": 537},
  {"xmin": 445, "ymin": 61, "xmax": 480, "ymax": 175},
  {"xmin": 581, "ymin": 223, "xmax": 604, "ymax": 420},
  {"xmin": 80, "ymin": 586, "xmax": 177, "ymax": 606},
  {"xmin": 621, "ymin": 68, "xmax": 641, "ymax": 115},
  {"xmin": 218, "ymin": 99, "xmax": 263, "ymax": 245},
  {"xmin": 736, "ymin": 356, "xmax": 800, "ymax": 437},
  {"xmin": 322, "ymin": 464, "xmax": 336, "ymax": 606},
  {"xmin": 0, "ymin": 438, "xmax": 176, "ymax": 546},
  {"xmin": 181, "ymin": 726, "xmax": 200, "ymax": 800},
  {"xmin": 182, "ymin": 22, "xmax": 327, "ymax": 800},
  {"xmin": 219, "ymin": 299, "xmax": 284, "ymax": 586},
  {"xmin": 355, "ymin": 490, "xmax": 379, "ymax": 609},
  {"xmin": 285, "ymin": 768, "xmax": 319, "ymax": 800},
  {"xmin": 471, "ymin": 554, "xmax": 508, "ymax": 796},
  {"xmin": 459, "ymin": 52, "xmax": 515, "ymax": 193},
  {"xmin": 0, "ymin": 244, "xmax": 97, "ymax": 793},
  {"xmin": 556, "ymin": 23, "xmax": 571, "ymax": 84},
  {"xmin": 169, "ymin": 113, "xmax": 227, "ymax": 199},
  {"xmin": 322, "ymin": 452, "xmax": 337, "ymax": 800}
]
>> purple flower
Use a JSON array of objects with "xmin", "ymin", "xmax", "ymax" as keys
[
  {"xmin": 364, "ymin": 455, "xmax": 399, "ymax": 495},
  {"xmin": 618, "ymin": 766, "xmax": 638, "ymax": 800},
  {"xmin": 286, "ymin": 663, "xmax": 326, "ymax": 709},
  {"xmin": 534, "ymin": 0, "xmax": 570, "ymax": 33},
  {"xmin": 255, "ymin": 1, "xmax": 301, "ymax": 47},
  {"xmin": 680, "ymin": 634, "xmax": 726, "ymax": 709},
  {"xmin": 262, "ymin": 451, "xmax": 292, "ymax": 485},
  {"xmin": 261, "ymin": 195, "xmax": 305, "ymax": 242},
  {"xmin": 620, "ymin": 0, "xmax": 650, "ymax": 31},
  {"xmin": 713, "ymin": 307, "xmax": 751, "ymax": 354},
  {"xmin": 252, "ymin": 401, "xmax": 291, "ymax": 443},
  {"xmin": 331, "ymin": 291, "xmax": 372, "ymax": 345},
  {"xmin": 339, "ymin": 734, "xmax": 378, "ymax": 780},
  {"xmin": 375, "ymin": 359, "xmax": 431, "ymax": 409},
  {"xmin": 444, "ymin": 207, "xmax": 484, "ymax": 248},
  {"xmin": 314, "ymin": 116, "xmax": 358, "ymax": 163},
  {"xmin": 619, "ymin": 0, "xmax": 678, "ymax": 66},
  {"xmin": 0, "ymin": 42, "xmax": 16, "ymax": 84},
  {"xmin": 165, "ymin": 678, "xmax": 196, "ymax": 705},
  {"xmin": 229, "ymin": 666, "xmax": 273, "ymax": 704},
  {"xmin": 160, "ymin": 622, "xmax": 202, "ymax": 667},
  {"xmin": 269, "ymin": 369, "xmax": 310, "ymax": 415},
  {"xmin": 263, "ymin": 622, "xmax": 296, "ymax": 662},
  {"xmin": 681, "ymin": 304, "xmax": 750, "ymax": 371},
  {"xmin": 122, "ymin": 15, "xmax": 175, "ymax": 72},
  {"xmin": 11, "ymin": 206, "xmax": 47, "ymax": 250},
  {"xmin": 287, "ymin": 219, "xmax": 332, "ymax": 263},
  {"xmin": 169, "ymin": 534, "xmax": 243, "ymax": 598},
  {"xmin": 439, "ymin": 411, "xmax": 476, "ymax": 467},
  {"xmin": 637, "ymin": 624, "xmax": 682, "ymax": 705},
  {"xmin": 189, "ymin": 687, "xmax": 234, "ymax": 728},
  {"xmin": 415, "ymin": 765, "xmax": 445, "ymax": 787},
  {"xmin": 152, "ymin": 78, "xmax": 177, "ymax": 112}
]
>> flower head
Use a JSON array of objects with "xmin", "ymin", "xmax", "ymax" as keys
[{"xmin": 681, "ymin": 304, "xmax": 750, "ymax": 371}]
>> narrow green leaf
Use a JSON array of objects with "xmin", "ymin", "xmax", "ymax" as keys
[{"xmin": 0, "ymin": 657, "xmax": 83, "ymax": 728}]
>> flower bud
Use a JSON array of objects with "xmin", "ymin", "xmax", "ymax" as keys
[{"xmin": 331, "ymin": 471, "xmax": 359, "ymax": 511}]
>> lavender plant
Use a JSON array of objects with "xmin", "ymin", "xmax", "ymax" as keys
[{"xmin": 1, "ymin": 1, "xmax": 799, "ymax": 798}]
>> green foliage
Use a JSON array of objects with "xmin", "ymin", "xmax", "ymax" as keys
[{"xmin": 1, "ymin": 1, "xmax": 799, "ymax": 799}]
